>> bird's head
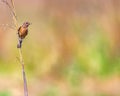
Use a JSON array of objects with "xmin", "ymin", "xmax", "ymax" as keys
[{"xmin": 22, "ymin": 22, "xmax": 31, "ymax": 28}]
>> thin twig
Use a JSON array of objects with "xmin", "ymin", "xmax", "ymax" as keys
[
  {"xmin": 1, "ymin": 0, "xmax": 29, "ymax": 96},
  {"xmin": 1, "ymin": 0, "xmax": 17, "ymax": 28},
  {"xmin": 10, "ymin": 0, "xmax": 17, "ymax": 28},
  {"xmin": 19, "ymin": 49, "xmax": 28, "ymax": 96}
]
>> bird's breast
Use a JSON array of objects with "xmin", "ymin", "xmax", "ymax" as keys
[
  {"xmin": 18, "ymin": 27, "xmax": 28, "ymax": 39},
  {"xmin": 19, "ymin": 27, "xmax": 27, "ymax": 35}
]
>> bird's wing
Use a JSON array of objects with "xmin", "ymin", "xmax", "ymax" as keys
[
  {"xmin": 26, "ymin": 29, "xmax": 28, "ymax": 35},
  {"xmin": 18, "ymin": 26, "xmax": 21, "ymax": 34}
]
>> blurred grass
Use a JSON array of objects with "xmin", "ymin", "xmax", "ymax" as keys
[
  {"xmin": 42, "ymin": 86, "xmax": 60, "ymax": 96},
  {"xmin": 1, "ymin": 0, "xmax": 120, "ymax": 96},
  {"xmin": 0, "ymin": 91, "xmax": 11, "ymax": 96}
]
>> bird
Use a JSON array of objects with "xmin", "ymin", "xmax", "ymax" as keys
[{"xmin": 17, "ymin": 22, "xmax": 31, "ymax": 48}]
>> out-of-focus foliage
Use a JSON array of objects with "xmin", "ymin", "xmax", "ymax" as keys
[
  {"xmin": 0, "ymin": 0, "xmax": 120, "ymax": 96},
  {"xmin": 0, "ymin": 91, "xmax": 10, "ymax": 96}
]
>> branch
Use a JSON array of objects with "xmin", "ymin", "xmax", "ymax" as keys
[
  {"xmin": 18, "ymin": 49, "xmax": 28, "ymax": 96},
  {"xmin": 1, "ymin": 0, "xmax": 29, "ymax": 96},
  {"xmin": 1, "ymin": 0, "xmax": 18, "ymax": 28}
]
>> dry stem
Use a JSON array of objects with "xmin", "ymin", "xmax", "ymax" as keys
[
  {"xmin": 19, "ymin": 49, "xmax": 28, "ymax": 96},
  {"xmin": 1, "ymin": 0, "xmax": 28, "ymax": 96}
]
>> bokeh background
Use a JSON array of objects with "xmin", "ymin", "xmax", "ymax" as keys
[{"xmin": 0, "ymin": 0, "xmax": 120, "ymax": 96}]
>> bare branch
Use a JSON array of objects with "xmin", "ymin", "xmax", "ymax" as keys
[
  {"xmin": 1, "ymin": 0, "xmax": 29, "ymax": 96},
  {"xmin": 1, "ymin": 0, "xmax": 18, "ymax": 28},
  {"xmin": 18, "ymin": 49, "xmax": 28, "ymax": 96}
]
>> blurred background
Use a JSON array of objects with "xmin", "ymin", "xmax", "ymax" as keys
[{"xmin": 0, "ymin": 0, "xmax": 120, "ymax": 96}]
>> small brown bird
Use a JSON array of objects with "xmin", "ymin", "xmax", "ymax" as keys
[{"xmin": 17, "ymin": 22, "xmax": 30, "ymax": 48}]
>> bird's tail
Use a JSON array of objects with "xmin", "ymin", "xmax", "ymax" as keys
[{"xmin": 17, "ymin": 38, "xmax": 22, "ymax": 48}]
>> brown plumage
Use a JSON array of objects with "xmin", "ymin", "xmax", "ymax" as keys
[{"xmin": 17, "ymin": 22, "xmax": 30, "ymax": 48}]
